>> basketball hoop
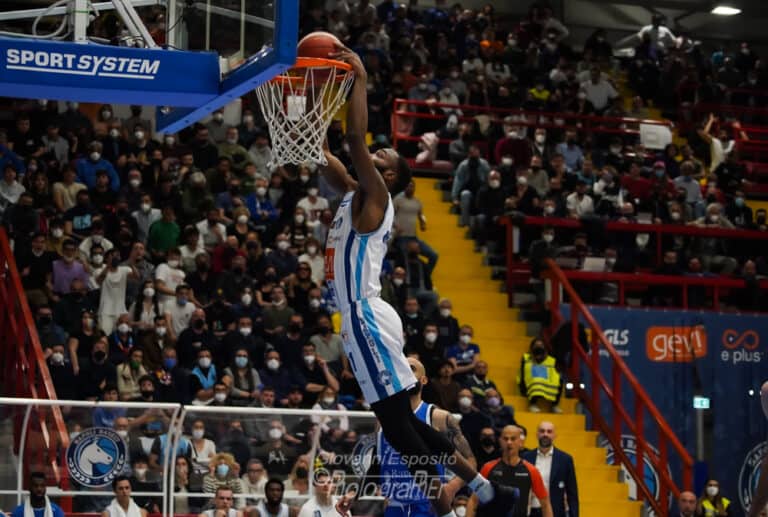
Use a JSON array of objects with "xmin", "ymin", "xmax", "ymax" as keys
[{"xmin": 255, "ymin": 57, "xmax": 355, "ymax": 167}]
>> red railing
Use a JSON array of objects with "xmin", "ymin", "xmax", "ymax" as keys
[
  {"xmin": 557, "ymin": 269, "xmax": 768, "ymax": 311},
  {"xmin": 390, "ymin": 98, "xmax": 672, "ymax": 166},
  {"xmin": 542, "ymin": 258, "xmax": 694, "ymax": 514},
  {"xmin": 0, "ymin": 228, "xmax": 70, "ymax": 507}
]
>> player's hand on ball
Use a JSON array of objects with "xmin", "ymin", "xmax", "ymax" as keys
[{"xmin": 330, "ymin": 44, "xmax": 366, "ymax": 79}]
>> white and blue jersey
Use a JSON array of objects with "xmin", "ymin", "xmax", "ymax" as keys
[
  {"xmin": 325, "ymin": 191, "xmax": 416, "ymax": 403},
  {"xmin": 378, "ymin": 401, "xmax": 444, "ymax": 517}
]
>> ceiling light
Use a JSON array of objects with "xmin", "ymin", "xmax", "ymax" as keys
[{"xmin": 711, "ymin": 5, "xmax": 741, "ymax": 15}]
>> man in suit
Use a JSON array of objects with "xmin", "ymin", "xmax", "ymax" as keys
[
  {"xmin": 522, "ymin": 421, "xmax": 579, "ymax": 517},
  {"xmin": 673, "ymin": 490, "xmax": 697, "ymax": 517}
]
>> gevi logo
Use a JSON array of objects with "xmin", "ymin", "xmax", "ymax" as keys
[
  {"xmin": 721, "ymin": 329, "xmax": 761, "ymax": 364},
  {"xmin": 645, "ymin": 326, "xmax": 707, "ymax": 362}
]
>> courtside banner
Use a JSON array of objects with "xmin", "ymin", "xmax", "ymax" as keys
[
  {"xmin": 562, "ymin": 305, "xmax": 766, "ymax": 516},
  {"xmin": 0, "ymin": 37, "xmax": 219, "ymax": 106}
]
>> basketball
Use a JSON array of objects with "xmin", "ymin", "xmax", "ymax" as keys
[
  {"xmin": 297, "ymin": 31, "xmax": 341, "ymax": 60},
  {"xmin": 297, "ymin": 31, "xmax": 342, "ymax": 86}
]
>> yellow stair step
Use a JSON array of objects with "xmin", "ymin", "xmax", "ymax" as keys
[{"xmin": 415, "ymin": 177, "xmax": 635, "ymax": 515}]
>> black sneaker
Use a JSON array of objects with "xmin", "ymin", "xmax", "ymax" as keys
[{"xmin": 478, "ymin": 481, "xmax": 519, "ymax": 516}]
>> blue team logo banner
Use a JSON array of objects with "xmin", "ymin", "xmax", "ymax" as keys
[
  {"xmin": 562, "ymin": 305, "xmax": 767, "ymax": 516},
  {"xmin": 0, "ymin": 37, "xmax": 219, "ymax": 106},
  {"xmin": 66, "ymin": 427, "xmax": 127, "ymax": 487}
]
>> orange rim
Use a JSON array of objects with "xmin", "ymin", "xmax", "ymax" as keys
[{"xmin": 270, "ymin": 57, "xmax": 353, "ymax": 84}]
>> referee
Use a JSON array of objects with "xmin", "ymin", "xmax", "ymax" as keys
[{"xmin": 468, "ymin": 425, "xmax": 553, "ymax": 517}]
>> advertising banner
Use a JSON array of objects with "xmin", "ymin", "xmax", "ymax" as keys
[{"xmin": 563, "ymin": 305, "xmax": 767, "ymax": 516}]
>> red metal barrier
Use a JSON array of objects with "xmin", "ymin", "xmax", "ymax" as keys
[
  {"xmin": 391, "ymin": 98, "xmax": 672, "ymax": 165},
  {"xmin": 502, "ymin": 216, "xmax": 768, "ymax": 306},
  {"xmin": 0, "ymin": 228, "xmax": 70, "ymax": 507},
  {"xmin": 542, "ymin": 258, "xmax": 694, "ymax": 514}
]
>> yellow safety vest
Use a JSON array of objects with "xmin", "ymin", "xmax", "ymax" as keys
[
  {"xmin": 521, "ymin": 353, "xmax": 561, "ymax": 402},
  {"xmin": 701, "ymin": 497, "xmax": 730, "ymax": 516}
]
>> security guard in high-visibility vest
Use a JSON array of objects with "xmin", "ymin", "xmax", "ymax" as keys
[
  {"xmin": 698, "ymin": 480, "xmax": 733, "ymax": 517},
  {"xmin": 517, "ymin": 337, "xmax": 563, "ymax": 413}
]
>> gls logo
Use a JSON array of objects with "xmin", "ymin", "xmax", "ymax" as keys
[
  {"xmin": 721, "ymin": 329, "xmax": 762, "ymax": 364},
  {"xmin": 588, "ymin": 329, "xmax": 630, "ymax": 357},
  {"xmin": 646, "ymin": 326, "xmax": 707, "ymax": 362}
]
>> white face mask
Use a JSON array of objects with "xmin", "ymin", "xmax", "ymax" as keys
[
  {"xmin": 134, "ymin": 131, "xmax": 145, "ymax": 141},
  {"xmin": 237, "ymin": 215, "xmax": 249, "ymax": 224},
  {"xmin": 214, "ymin": 392, "xmax": 227, "ymax": 402},
  {"xmin": 543, "ymin": 233, "xmax": 554, "ymax": 242},
  {"xmin": 214, "ymin": 113, "xmax": 224, "ymax": 122},
  {"xmin": 167, "ymin": 259, "xmax": 180, "ymax": 269},
  {"xmin": 535, "ymin": 134, "xmax": 546, "ymax": 144},
  {"xmin": 425, "ymin": 332, "xmax": 438, "ymax": 343},
  {"xmin": 544, "ymin": 205, "xmax": 555, "ymax": 215},
  {"xmin": 308, "ymin": 188, "xmax": 319, "ymax": 197},
  {"xmin": 241, "ymin": 293, "xmax": 253, "ymax": 305},
  {"xmin": 92, "ymin": 254, "xmax": 104, "ymax": 266},
  {"xmin": 294, "ymin": 214, "xmax": 305, "ymax": 224},
  {"xmin": 517, "ymin": 176, "xmax": 528, "ymax": 186},
  {"xmin": 636, "ymin": 234, "xmax": 649, "ymax": 248},
  {"xmin": 141, "ymin": 203, "xmax": 152, "ymax": 213},
  {"xmin": 501, "ymin": 157, "xmax": 513, "ymax": 166},
  {"xmin": 277, "ymin": 240, "xmax": 290, "ymax": 251},
  {"xmin": 709, "ymin": 214, "xmax": 720, "ymax": 223},
  {"xmin": 109, "ymin": 128, "xmax": 119, "ymax": 138},
  {"xmin": 489, "ymin": 180, "xmax": 501, "ymax": 189},
  {"xmin": 706, "ymin": 486, "xmax": 719, "ymax": 498},
  {"xmin": 268, "ymin": 428, "xmax": 283, "ymax": 440},
  {"xmin": 300, "ymin": 174, "xmax": 311, "ymax": 183},
  {"xmin": 51, "ymin": 352, "xmax": 65, "ymax": 364},
  {"xmin": 267, "ymin": 358, "xmax": 280, "ymax": 371},
  {"xmin": 458, "ymin": 396, "xmax": 472, "ymax": 409},
  {"xmin": 134, "ymin": 467, "xmax": 147, "ymax": 479},
  {"xmin": 226, "ymin": 137, "xmax": 238, "ymax": 145},
  {"xmin": 670, "ymin": 211, "xmax": 681, "ymax": 221},
  {"xmin": 460, "ymin": 334, "xmax": 472, "ymax": 344},
  {"xmin": 243, "ymin": 115, "xmax": 254, "ymax": 124},
  {"xmin": 118, "ymin": 323, "xmax": 131, "ymax": 334},
  {"xmin": 439, "ymin": 308, "xmax": 451, "ymax": 318},
  {"xmin": 52, "ymin": 228, "xmax": 63, "ymax": 238},
  {"xmin": 192, "ymin": 429, "xmax": 204, "ymax": 440},
  {"xmin": 116, "ymin": 429, "xmax": 128, "ymax": 439},
  {"xmin": 129, "ymin": 178, "xmax": 141, "ymax": 188},
  {"xmin": 165, "ymin": 136, "xmax": 175, "ymax": 146},
  {"xmin": 239, "ymin": 326, "xmax": 252, "ymax": 336},
  {"xmin": 92, "ymin": 234, "xmax": 103, "ymax": 244},
  {"xmin": 304, "ymin": 354, "xmax": 316, "ymax": 365},
  {"xmin": 90, "ymin": 152, "xmax": 101, "ymax": 161},
  {"xmin": 143, "ymin": 286, "xmax": 155, "ymax": 299},
  {"xmin": 393, "ymin": 278, "xmax": 404, "ymax": 287},
  {"xmin": 156, "ymin": 326, "xmax": 167, "ymax": 336},
  {"xmin": 256, "ymin": 187, "xmax": 267, "ymax": 197},
  {"xmin": 455, "ymin": 506, "xmax": 467, "ymax": 517},
  {"xmin": 198, "ymin": 357, "xmax": 212, "ymax": 369},
  {"xmin": 307, "ymin": 245, "xmax": 317, "ymax": 255},
  {"xmin": 323, "ymin": 396, "xmax": 335, "ymax": 405},
  {"xmin": 309, "ymin": 298, "xmax": 321, "ymax": 309}
]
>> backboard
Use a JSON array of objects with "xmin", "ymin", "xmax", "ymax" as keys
[{"xmin": 0, "ymin": 0, "xmax": 298, "ymax": 133}]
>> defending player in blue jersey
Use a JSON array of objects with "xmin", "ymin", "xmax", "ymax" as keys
[
  {"xmin": 375, "ymin": 358, "xmax": 477, "ymax": 517},
  {"xmin": 322, "ymin": 45, "xmax": 518, "ymax": 517}
]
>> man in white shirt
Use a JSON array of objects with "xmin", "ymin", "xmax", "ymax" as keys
[
  {"xmin": 199, "ymin": 487, "xmax": 242, "ymax": 517},
  {"xmin": 522, "ymin": 421, "xmax": 579, "ymax": 517},
  {"xmin": 565, "ymin": 181, "xmax": 594, "ymax": 218},
  {"xmin": 164, "ymin": 284, "xmax": 196, "ymax": 336},
  {"xmin": 296, "ymin": 187, "xmax": 330, "ymax": 229},
  {"xmin": 196, "ymin": 208, "xmax": 227, "ymax": 251},
  {"xmin": 297, "ymin": 471, "xmax": 342, "ymax": 517},
  {"xmin": 154, "ymin": 248, "xmax": 186, "ymax": 304},
  {"xmin": 132, "ymin": 194, "xmax": 161, "ymax": 244},
  {"xmin": 616, "ymin": 14, "xmax": 678, "ymax": 54},
  {"xmin": 580, "ymin": 67, "xmax": 618, "ymax": 113}
]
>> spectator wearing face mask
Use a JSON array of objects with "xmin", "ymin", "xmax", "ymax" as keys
[
  {"xmin": 405, "ymin": 322, "xmax": 444, "ymax": 378},
  {"xmin": 518, "ymin": 338, "xmax": 563, "ymax": 413},
  {"xmin": 259, "ymin": 350, "xmax": 293, "ymax": 403},
  {"xmin": 190, "ymin": 347, "xmax": 218, "ymax": 405},
  {"xmin": 187, "ymin": 419, "xmax": 217, "ymax": 476},
  {"xmin": 495, "ymin": 117, "xmax": 533, "ymax": 169},
  {"xmin": 47, "ymin": 342, "xmax": 78, "ymax": 399},
  {"xmin": 725, "ymin": 190, "xmax": 753, "ymax": 228},
  {"xmin": 128, "ymin": 456, "xmax": 161, "ymax": 514},
  {"xmin": 454, "ymin": 388, "xmax": 493, "ymax": 453},
  {"xmin": 117, "ymin": 347, "xmax": 148, "ymax": 400},
  {"xmin": 481, "ymin": 389, "xmax": 516, "ymax": 434},
  {"xmin": 153, "ymin": 346, "xmax": 188, "ymax": 403},
  {"xmin": 308, "ymin": 314, "xmax": 347, "ymax": 373},
  {"xmin": 97, "ymin": 249, "xmax": 139, "ymax": 335},
  {"xmin": 165, "ymin": 284, "xmax": 196, "ymax": 337},
  {"xmin": 218, "ymin": 127, "xmax": 254, "ymax": 173},
  {"xmin": 263, "ymin": 285, "xmax": 295, "ymax": 337},
  {"xmin": 697, "ymin": 479, "xmax": 733, "ymax": 517},
  {"xmin": 565, "ymin": 181, "xmax": 594, "ymax": 219},
  {"xmin": 447, "ymin": 325, "xmax": 481, "ymax": 380},
  {"xmin": 688, "ymin": 204, "xmax": 738, "ymax": 274},
  {"xmin": 219, "ymin": 316, "xmax": 266, "ymax": 369},
  {"xmin": 452, "ymin": 145, "xmax": 490, "ymax": 227},
  {"xmin": 76, "ymin": 141, "xmax": 120, "ymax": 191},
  {"xmin": 203, "ymin": 453, "xmax": 244, "ymax": 494},
  {"xmin": 431, "ymin": 298, "xmax": 460, "ymax": 350},
  {"xmin": 222, "ymin": 347, "xmax": 262, "ymax": 406},
  {"xmin": 253, "ymin": 421, "xmax": 297, "ymax": 478},
  {"xmin": 310, "ymin": 386, "xmax": 349, "ymax": 433}
]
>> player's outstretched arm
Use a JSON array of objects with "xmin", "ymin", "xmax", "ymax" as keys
[
  {"xmin": 331, "ymin": 45, "xmax": 389, "ymax": 232},
  {"xmin": 321, "ymin": 140, "xmax": 357, "ymax": 193}
]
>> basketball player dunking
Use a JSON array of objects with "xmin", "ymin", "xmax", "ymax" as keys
[
  {"xmin": 320, "ymin": 46, "xmax": 518, "ymax": 517},
  {"xmin": 748, "ymin": 381, "xmax": 768, "ymax": 517}
]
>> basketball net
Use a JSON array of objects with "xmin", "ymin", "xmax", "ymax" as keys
[{"xmin": 255, "ymin": 57, "xmax": 354, "ymax": 167}]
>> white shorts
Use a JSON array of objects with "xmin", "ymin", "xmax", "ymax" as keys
[{"xmin": 340, "ymin": 297, "xmax": 417, "ymax": 404}]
